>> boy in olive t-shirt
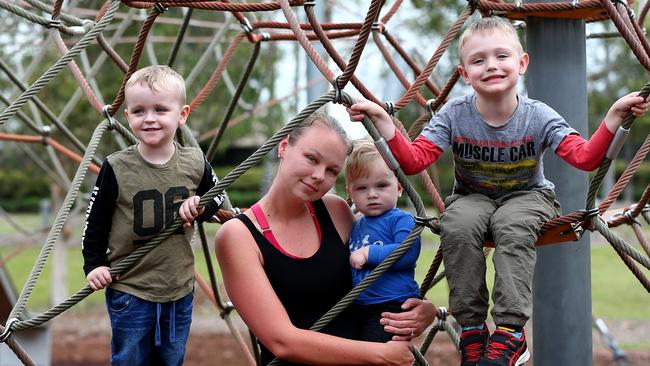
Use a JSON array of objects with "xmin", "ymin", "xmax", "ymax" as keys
[{"xmin": 82, "ymin": 65, "xmax": 222, "ymax": 365}]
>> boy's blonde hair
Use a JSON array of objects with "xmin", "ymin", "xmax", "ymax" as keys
[
  {"xmin": 345, "ymin": 138, "xmax": 385, "ymax": 185},
  {"xmin": 125, "ymin": 65, "xmax": 186, "ymax": 103},
  {"xmin": 458, "ymin": 17, "xmax": 523, "ymax": 64}
]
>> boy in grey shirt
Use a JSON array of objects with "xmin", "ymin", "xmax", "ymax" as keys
[{"xmin": 347, "ymin": 17, "xmax": 649, "ymax": 366}]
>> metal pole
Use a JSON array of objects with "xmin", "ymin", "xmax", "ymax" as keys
[{"xmin": 526, "ymin": 14, "xmax": 592, "ymax": 366}]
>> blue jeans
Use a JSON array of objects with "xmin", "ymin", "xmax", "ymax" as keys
[{"xmin": 105, "ymin": 288, "xmax": 193, "ymax": 366}]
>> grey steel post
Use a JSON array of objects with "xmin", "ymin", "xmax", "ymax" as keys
[{"xmin": 526, "ymin": 14, "xmax": 592, "ymax": 366}]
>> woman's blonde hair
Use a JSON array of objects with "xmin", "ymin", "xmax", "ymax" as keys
[{"xmin": 287, "ymin": 112, "xmax": 353, "ymax": 155}]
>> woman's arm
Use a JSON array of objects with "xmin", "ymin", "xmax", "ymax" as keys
[{"xmin": 215, "ymin": 218, "xmax": 414, "ymax": 365}]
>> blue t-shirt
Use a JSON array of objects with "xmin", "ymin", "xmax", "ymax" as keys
[
  {"xmin": 349, "ymin": 208, "xmax": 421, "ymax": 305},
  {"xmin": 421, "ymin": 94, "xmax": 577, "ymax": 198}
]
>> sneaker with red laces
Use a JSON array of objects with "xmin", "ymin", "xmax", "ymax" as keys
[
  {"xmin": 459, "ymin": 323, "xmax": 489, "ymax": 366},
  {"xmin": 478, "ymin": 329, "xmax": 530, "ymax": 366}
]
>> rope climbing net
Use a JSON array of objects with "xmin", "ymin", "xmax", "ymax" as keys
[{"xmin": 0, "ymin": 1, "xmax": 649, "ymax": 365}]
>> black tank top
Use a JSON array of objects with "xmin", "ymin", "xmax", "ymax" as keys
[{"xmin": 237, "ymin": 199, "xmax": 358, "ymax": 365}]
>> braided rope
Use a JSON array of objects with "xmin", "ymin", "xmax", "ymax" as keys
[
  {"xmin": 189, "ymin": 32, "xmax": 246, "ymax": 110},
  {"xmin": 0, "ymin": 58, "xmax": 91, "ymax": 159},
  {"xmin": 107, "ymin": 6, "xmax": 162, "ymax": 116},
  {"xmin": 630, "ymin": 219, "xmax": 650, "ymax": 257},
  {"xmin": 167, "ymin": 8, "xmax": 194, "ymax": 67},
  {"xmin": 395, "ymin": 6, "xmax": 472, "ymax": 111},
  {"xmin": 185, "ymin": 16, "xmax": 234, "ymax": 86},
  {"xmin": 280, "ymin": 0, "xmax": 333, "ymax": 81},
  {"xmin": 606, "ymin": 184, "xmax": 650, "ymax": 228},
  {"xmin": 52, "ymin": 32, "xmax": 104, "ymax": 113},
  {"xmin": 585, "ymin": 81, "xmax": 650, "ymax": 209},
  {"xmin": 599, "ymin": 134, "xmax": 650, "ymax": 214},
  {"xmin": 601, "ymin": 0, "xmax": 650, "ymax": 72},
  {"xmin": 24, "ymin": 0, "xmax": 87, "ymax": 26},
  {"xmin": 124, "ymin": 0, "xmax": 305, "ymax": 12},
  {"xmin": 304, "ymin": 4, "xmax": 382, "ymax": 105},
  {"xmin": 383, "ymin": 30, "xmax": 441, "ymax": 96},
  {"xmin": 0, "ymin": 0, "xmax": 120, "ymax": 126},
  {"xmin": 593, "ymin": 217, "xmax": 650, "ymax": 271},
  {"xmin": 372, "ymin": 30, "xmax": 428, "ymax": 106},
  {"xmin": 0, "ymin": 0, "xmax": 88, "ymax": 35},
  {"xmin": 305, "ymin": 6, "xmax": 381, "ymax": 104},
  {"xmin": 0, "ymin": 324, "xmax": 36, "ymax": 366},
  {"xmin": 335, "ymin": 0, "xmax": 383, "ymax": 90},
  {"xmin": 7, "ymin": 120, "xmax": 109, "ymax": 324},
  {"xmin": 381, "ymin": 0, "xmax": 403, "ymax": 23},
  {"xmin": 206, "ymin": 42, "xmax": 261, "ymax": 161}
]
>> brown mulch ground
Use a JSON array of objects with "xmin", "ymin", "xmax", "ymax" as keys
[{"xmin": 50, "ymin": 310, "xmax": 650, "ymax": 366}]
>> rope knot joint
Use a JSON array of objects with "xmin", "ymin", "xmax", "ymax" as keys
[
  {"xmin": 0, "ymin": 318, "xmax": 19, "ymax": 343},
  {"xmin": 153, "ymin": 3, "xmax": 168, "ymax": 14},
  {"xmin": 372, "ymin": 22, "xmax": 386, "ymax": 34},
  {"xmin": 427, "ymin": 99, "xmax": 437, "ymax": 115},
  {"xmin": 41, "ymin": 125, "xmax": 51, "ymax": 145},
  {"xmin": 414, "ymin": 215, "xmax": 438, "ymax": 231},
  {"xmin": 331, "ymin": 76, "xmax": 343, "ymax": 104},
  {"xmin": 435, "ymin": 306, "xmax": 447, "ymax": 329},
  {"xmin": 219, "ymin": 301, "xmax": 235, "ymax": 319},
  {"xmin": 239, "ymin": 18, "xmax": 254, "ymax": 34},
  {"xmin": 623, "ymin": 209, "xmax": 640, "ymax": 225},
  {"xmin": 384, "ymin": 101, "xmax": 395, "ymax": 116},
  {"xmin": 47, "ymin": 18, "xmax": 62, "ymax": 29},
  {"xmin": 102, "ymin": 105, "xmax": 116, "ymax": 130},
  {"xmin": 466, "ymin": 0, "xmax": 479, "ymax": 13}
]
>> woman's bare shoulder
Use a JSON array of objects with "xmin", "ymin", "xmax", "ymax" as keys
[
  {"xmin": 215, "ymin": 214, "xmax": 255, "ymax": 251},
  {"xmin": 321, "ymin": 194, "xmax": 350, "ymax": 213}
]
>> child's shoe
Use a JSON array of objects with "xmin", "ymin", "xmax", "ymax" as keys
[
  {"xmin": 478, "ymin": 327, "xmax": 530, "ymax": 366},
  {"xmin": 459, "ymin": 323, "xmax": 489, "ymax": 366}
]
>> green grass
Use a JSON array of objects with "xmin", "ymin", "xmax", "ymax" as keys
[{"xmin": 0, "ymin": 213, "xmax": 648, "ymax": 325}]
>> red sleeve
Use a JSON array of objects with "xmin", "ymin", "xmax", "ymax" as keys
[
  {"xmin": 555, "ymin": 121, "xmax": 614, "ymax": 171},
  {"xmin": 386, "ymin": 129, "xmax": 444, "ymax": 175}
]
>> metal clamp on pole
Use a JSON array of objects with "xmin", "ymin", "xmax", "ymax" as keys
[
  {"xmin": 331, "ymin": 76, "xmax": 343, "ymax": 104},
  {"xmin": 153, "ymin": 3, "xmax": 168, "ymax": 14},
  {"xmin": 427, "ymin": 99, "xmax": 436, "ymax": 115},
  {"xmin": 40, "ymin": 125, "xmax": 51, "ymax": 145},
  {"xmin": 102, "ymin": 105, "xmax": 117, "ymax": 130},
  {"xmin": 219, "ymin": 301, "xmax": 235, "ymax": 319},
  {"xmin": 239, "ymin": 18, "xmax": 253, "ymax": 34},
  {"xmin": 384, "ymin": 101, "xmax": 395, "ymax": 116},
  {"xmin": 0, "ymin": 318, "xmax": 19, "ymax": 343},
  {"xmin": 374, "ymin": 137, "xmax": 400, "ymax": 171},
  {"xmin": 435, "ymin": 307, "xmax": 447, "ymax": 329},
  {"xmin": 605, "ymin": 126, "xmax": 630, "ymax": 160},
  {"xmin": 69, "ymin": 19, "xmax": 95, "ymax": 36}
]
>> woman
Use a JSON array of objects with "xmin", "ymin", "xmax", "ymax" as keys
[{"xmin": 216, "ymin": 113, "xmax": 434, "ymax": 365}]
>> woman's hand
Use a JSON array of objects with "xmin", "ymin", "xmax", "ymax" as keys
[
  {"xmin": 378, "ymin": 341, "xmax": 415, "ymax": 365},
  {"xmin": 381, "ymin": 298, "xmax": 437, "ymax": 341}
]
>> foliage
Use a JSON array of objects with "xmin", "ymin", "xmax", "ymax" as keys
[{"xmin": 0, "ymin": 169, "xmax": 50, "ymax": 212}]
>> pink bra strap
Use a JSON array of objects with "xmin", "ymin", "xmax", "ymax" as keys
[
  {"xmin": 249, "ymin": 202, "xmax": 322, "ymax": 259},
  {"xmin": 250, "ymin": 203, "xmax": 300, "ymax": 259}
]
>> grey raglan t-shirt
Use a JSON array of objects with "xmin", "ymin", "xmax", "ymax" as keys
[{"xmin": 421, "ymin": 93, "xmax": 577, "ymax": 199}]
